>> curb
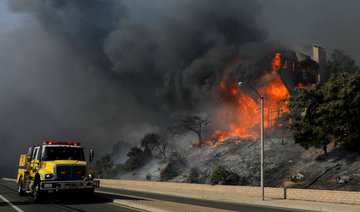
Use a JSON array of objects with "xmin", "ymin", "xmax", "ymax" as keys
[
  {"xmin": 113, "ymin": 199, "xmax": 169, "ymax": 212},
  {"xmin": 96, "ymin": 190, "xmax": 168, "ymax": 212}
]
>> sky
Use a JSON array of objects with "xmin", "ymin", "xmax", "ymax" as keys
[
  {"xmin": 0, "ymin": 0, "xmax": 359, "ymax": 178},
  {"xmin": 259, "ymin": 0, "xmax": 360, "ymax": 61}
]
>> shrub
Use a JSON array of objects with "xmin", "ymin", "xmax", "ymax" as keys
[
  {"xmin": 186, "ymin": 168, "xmax": 200, "ymax": 183},
  {"xmin": 146, "ymin": 173, "xmax": 152, "ymax": 181},
  {"xmin": 124, "ymin": 146, "xmax": 145, "ymax": 171},
  {"xmin": 210, "ymin": 164, "xmax": 247, "ymax": 186},
  {"xmin": 160, "ymin": 160, "xmax": 180, "ymax": 181},
  {"xmin": 95, "ymin": 154, "xmax": 114, "ymax": 178}
]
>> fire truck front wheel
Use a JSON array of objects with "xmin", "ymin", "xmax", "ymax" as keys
[
  {"xmin": 83, "ymin": 188, "xmax": 94, "ymax": 197},
  {"xmin": 33, "ymin": 181, "xmax": 43, "ymax": 202},
  {"xmin": 17, "ymin": 176, "xmax": 25, "ymax": 196}
]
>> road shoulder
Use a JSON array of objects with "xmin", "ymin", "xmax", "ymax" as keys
[{"xmin": 98, "ymin": 184, "xmax": 360, "ymax": 212}]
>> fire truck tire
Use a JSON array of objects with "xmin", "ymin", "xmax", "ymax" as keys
[
  {"xmin": 82, "ymin": 188, "xmax": 95, "ymax": 198},
  {"xmin": 33, "ymin": 181, "xmax": 43, "ymax": 202},
  {"xmin": 85, "ymin": 188, "xmax": 94, "ymax": 197},
  {"xmin": 17, "ymin": 176, "xmax": 25, "ymax": 196}
]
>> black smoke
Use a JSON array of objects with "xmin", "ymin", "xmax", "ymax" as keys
[
  {"xmin": 8, "ymin": 0, "xmax": 125, "ymax": 69},
  {"xmin": 104, "ymin": 0, "xmax": 271, "ymax": 111},
  {"xmin": 1, "ymin": 0, "xmax": 273, "ymax": 177}
]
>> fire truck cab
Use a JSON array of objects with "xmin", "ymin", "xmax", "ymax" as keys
[{"xmin": 17, "ymin": 141, "xmax": 99, "ymax": 201}]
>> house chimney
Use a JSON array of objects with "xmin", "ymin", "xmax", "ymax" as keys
[{"xmin": 312, "ymin": 44, "xmax": 328, "ymax": 83}]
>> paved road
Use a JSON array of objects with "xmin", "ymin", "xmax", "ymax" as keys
[
  {"xmin": 0, "ymin": 179, "xmax": 317, "ymax": 212},
  {"xmin": 0, "ymin": 179, "xmax": 142, "ymax": 212},
  {"xmin": 97, "ymin": 187, "xmax": 316, "ymax": 212}
]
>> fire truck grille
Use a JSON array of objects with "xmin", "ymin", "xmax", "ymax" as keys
[
  {"xmin": 71, "ymin": 166, "xmax": 85, "ymax": 178},
  {"xmin": 55, "ymin": 165, "xmax": 85, "ymax": 179},
  {"xmin": 56, "ymin": 166, "xmax": 71, "ymax": 179}
]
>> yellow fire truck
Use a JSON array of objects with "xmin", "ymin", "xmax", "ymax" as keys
[{"xmin": 17, "ymin": 141, "xmax": 100, "ymax": 201}]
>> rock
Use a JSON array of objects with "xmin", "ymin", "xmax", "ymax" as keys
[
  {"xmin": 337, "ymin": 175, "xmax": 352, "ymax": 184},
  {"xmin": 291, "ymin": 173, "xmax": 304, "ymax": 182},
  {"xmin": 328, "ymin": 158, "xmax": 339, "ymax": 163}
]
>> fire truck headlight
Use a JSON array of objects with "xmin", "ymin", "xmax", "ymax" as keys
[
  {"xmin": 87, "ymin": 173, "xmax": 94, "ymax": 179},
  {"xmin": 40, "ymin": 173, "xmax": 54, "ymax": 180}
]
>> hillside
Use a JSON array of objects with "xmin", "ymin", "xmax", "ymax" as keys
[{"xmin": 116, "ymin": 129, "xmax": 360, "ymax": 191}]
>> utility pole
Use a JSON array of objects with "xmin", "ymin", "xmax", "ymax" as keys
[{"xmin": 238, "ymin": 82, "xmax": 265, "ymax": 201}]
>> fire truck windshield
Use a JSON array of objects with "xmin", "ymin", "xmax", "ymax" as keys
[{"xmin": 41, "ymin": 147, "xmax": 85, "ymax": 161}]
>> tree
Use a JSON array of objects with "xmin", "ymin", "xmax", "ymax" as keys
[
  {"xmin": 287, "ymin": 84, "xmax": 330, "ymax": 157},
  {"xmin": 141, "ymin": 134, "xmax": 157, "ymax": 157},
  {"xmin": 288, "ymin": 72, "xmax": 360, "ymax": 157},
  {"xmin": 318, "ymin": 72, "xmax": 360, "ymax": 150},
  {"xmin": 124, "ymin": 146, "xmax": 144, "ymax": 171},
  {"xmin": 327, "ymin": 50, "xmax": 359, "ymax": 75},
  {"xmin": 169, "ymin": 143, "xmax": 187, "ymax": 164},
  {"xmin": 153, "ymin": 136, "xmax": 168, "ymax": 160},
  {"xmin": 141, "ymin": 133, "xmax": 168, "ymax": 159},
  {"xmin": 172, "ymin": 116, "xmax": 209, "ymax": 147}
]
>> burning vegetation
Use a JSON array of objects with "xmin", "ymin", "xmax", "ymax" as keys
[
  {"xmin": 204, "ymin": 53, "xmax": 290, "ymax": 147},
  {"xmin": 201, "ymin": 44, "xmax": 329, "ymax": 147}
]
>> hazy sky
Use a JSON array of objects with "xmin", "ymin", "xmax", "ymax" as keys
[{"xmin": 259, "ymin": 0, "xmax": 360, "ymax": 62}]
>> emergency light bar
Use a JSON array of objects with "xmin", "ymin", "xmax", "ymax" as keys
[{"xmin": 43, "ymin": 141, "xmax": 80, "ymax": 146}]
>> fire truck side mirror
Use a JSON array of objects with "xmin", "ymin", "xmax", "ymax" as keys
[
  {"xmin": 89, "ymin": 149, "xmax": 94, "ymax": 162},
  {"xmin": 28, "ymin": 147, "xmax": 34, "ymax": 162}
]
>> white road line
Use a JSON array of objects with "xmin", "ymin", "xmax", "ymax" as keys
[
  {"xmin": 0, "ymin": 194, "xmax": 24, "ymax": 212},
  {"xmin": 1, "ymin": 178, "xmax": 17, "ymax": 182}
]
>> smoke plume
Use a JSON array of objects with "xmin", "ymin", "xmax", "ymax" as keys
[{"xmin": 0, "ymin": 0, "xmax": 276, "ymax": 177}]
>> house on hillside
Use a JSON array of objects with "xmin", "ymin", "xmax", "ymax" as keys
[{"xmin": 276, "ymin": 44, "xmax": 329, "ymax": 95}]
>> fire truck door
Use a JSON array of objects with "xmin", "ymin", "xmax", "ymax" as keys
[{"xmin": 30, "ymin": 147, "xmax": 40, "ymax": 177}]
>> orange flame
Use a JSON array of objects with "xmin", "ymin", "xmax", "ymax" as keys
[
  {"xmin": 231, "ymin": 88, "xmax": 238, "ymax": 95},
  {"xmin": 298, "ymin": 82, "xmax": 314, "ymax": 88},
  {"xmin": 282, "ymin": 59, "xmax": 288, "ymax": 69},
  {"xmin": 205, "ymin": 53, "xmax": 289, "ymax": 147},
  {"xmin": 271, "ymin": 53, "xmax": 281, "ymax": 73}
]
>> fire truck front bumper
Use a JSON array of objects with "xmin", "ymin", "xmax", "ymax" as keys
[{"xmin": 40, "ymin": 179, "xmax": 100, "ymax": 191}]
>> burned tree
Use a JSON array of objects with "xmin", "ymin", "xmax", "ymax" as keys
[
  {"xmin": 141, "ymin": 134, "xmax": 156, "ymax": 157},
  {"xmin": 172, "ymin": 116, "xmax": 209, "ymax": 147},
  {"xmin": 141, "ymin": 133, "xmax": 168, "ymax": 159}
]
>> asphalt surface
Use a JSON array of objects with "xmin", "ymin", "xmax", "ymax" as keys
[
  {"xmin": 0, "ymin": 179, "xmax": 318, "ymax": 212},
  {"xmin": 97, "ymin": 187, "xmax": 317, "ymax": 212},
  {"xmin": 0, "ymin": 179, "xmax": 142, "ymax": 212}
]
